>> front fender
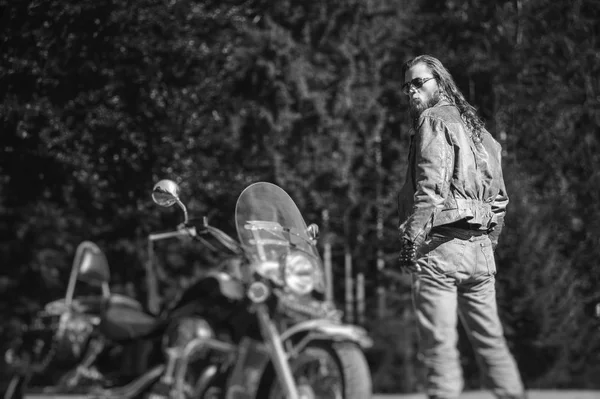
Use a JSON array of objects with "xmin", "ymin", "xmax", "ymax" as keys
[{"xmin": 280, "ymin": 319, "xmax": 373, "ymax": 349}]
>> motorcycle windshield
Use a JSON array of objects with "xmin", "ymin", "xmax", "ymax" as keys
[{"xmin": 235, "ymin": 182, "xmax": 320, "ymax": 263}]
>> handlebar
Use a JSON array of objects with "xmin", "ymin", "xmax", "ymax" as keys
[
  {"xmin": 148, "ymin": 227, "xmax": 196, "ymax": 242},
  {"xmin": 148, "ymin": 222, "xmax": 241, "ymax": 255}
]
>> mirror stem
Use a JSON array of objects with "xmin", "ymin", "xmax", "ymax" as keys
[{"xmin": 176, "ymin": 200, "xmax": 188, "ymax": 224}]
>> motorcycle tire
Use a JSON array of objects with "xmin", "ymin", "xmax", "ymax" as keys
[{"xmin": 267, "ymin": 341, "xmax": 372, "ymax": 399}]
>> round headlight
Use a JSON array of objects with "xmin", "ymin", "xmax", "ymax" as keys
[{"xmin": 283, "ymin": 251, "xmax": 318, "ymax": 296}]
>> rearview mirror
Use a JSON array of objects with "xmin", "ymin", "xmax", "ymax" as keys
[
  {"xmin": 307, "ymin": 223, "xmax": 319, "ymax": 241},
  {"xmin": 152, "ymin": 179, "xmax": 180, "ymax": 207},
  {"xmin": 151, "ymin": 179, "xmax": 189, "ymax": 224}
]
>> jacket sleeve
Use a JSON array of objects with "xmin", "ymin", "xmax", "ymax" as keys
[
  {"xmin": 400, "ymin": 116, "xmax": 453, "ymax": 246},
  {"xmin": 488, "ymin": 147, "xmax": 509, "ymax": 249}
]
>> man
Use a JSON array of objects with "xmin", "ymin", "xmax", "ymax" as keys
[{"xmin": 396, "ymin": 55, "xmax": 525, "ymax": 399}]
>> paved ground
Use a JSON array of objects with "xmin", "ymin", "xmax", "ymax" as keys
[
  {"xmin": 373, "ymin": 391, "xmax": 600, "ymax": 399},
  {"xmin": 25, "ymin": 390, "xmax": 600, "ymax": 399}
]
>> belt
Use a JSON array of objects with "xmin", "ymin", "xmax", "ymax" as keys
[
  {"xmin": 431, "ymin": 222, "xmax": 489, "ymax": 239},
  {"xmin": 444, "ymin": 219, "xmax": 487, "ymax": 231},
  {"xmin": 430, "ymin": 226, "xmax": 488, "ymax": 240}
]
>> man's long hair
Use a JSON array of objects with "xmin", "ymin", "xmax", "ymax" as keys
[{"xmin": 402, "ymin": 55, "xmax": 485, "ymax": 141}]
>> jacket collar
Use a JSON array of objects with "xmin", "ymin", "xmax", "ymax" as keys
[
  {"xmin": 408, "ymin": 98, "xmax": 454, "ymax": 136},
  {"xmin": 433, "ymin": 98, "xmax": 453, "ymax": 108}
]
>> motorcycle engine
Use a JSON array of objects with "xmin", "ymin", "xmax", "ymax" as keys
[
  {"xmin": 5, "ymin": 311, "xmax": 96, "ymax": 374},
  {"xmin": 162, "ymin": 317, "xmax": 214, "ymax": 352}
]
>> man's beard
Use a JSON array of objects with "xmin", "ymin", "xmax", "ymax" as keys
[{"xmin": 409, "ymin": 90, "xmax": 441, "ymax": 127}]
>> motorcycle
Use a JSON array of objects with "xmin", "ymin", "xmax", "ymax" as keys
[
  {"xmin": 2, "ymin": 239, "xmax": 163, "ymax": 398},
  {"xmin": 3, "ymin": 179, "xmax": 373, "ymax": 399},
  {"xmin": 2, "ymin": 232, "xmax": 189, "ymax": 398}
]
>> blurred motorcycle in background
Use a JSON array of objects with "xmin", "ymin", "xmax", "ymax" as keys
[{"xmin": 3, "ymin": 179, "xmax": 372, "ymax": 399}]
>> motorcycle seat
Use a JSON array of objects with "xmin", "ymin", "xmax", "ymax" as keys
[
  {"xmin": 98, "ymin": 296, "xmax": 161, "ymax": 342},
  {"xmin": 109, "ymin": 293, "xmax": 146, "ymax": 311}
]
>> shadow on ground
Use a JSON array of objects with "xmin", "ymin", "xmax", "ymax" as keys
[{"xmin": 374, "ymin": 390, "xmax": 600, "ymax": 399}]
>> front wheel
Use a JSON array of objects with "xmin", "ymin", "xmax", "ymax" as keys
[{"xmin": 268, "ymin": 341, "xmax": 372, "ymax": 399}]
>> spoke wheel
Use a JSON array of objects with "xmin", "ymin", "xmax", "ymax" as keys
[
  {"xmin": 293, "ymin": 346, "xmax": 343, "ymax": 399},
  {"xmin": 268, "ymin": 342, "xmax": 371, "ymax": 399}
]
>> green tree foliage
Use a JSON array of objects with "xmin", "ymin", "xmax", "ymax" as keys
[
  {"xmin": 1, "ymin": 0, "xmax": 599, "ymax": 393},
  {"xmin": 495, "ymin": 0, "xmax": 600, "ymax": 387},
  {"xmin": 219, "ymin": 1, "xmax": 421, "ymax": 391}
]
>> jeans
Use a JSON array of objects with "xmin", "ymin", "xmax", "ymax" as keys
[{"xmin": 412, "ymin": 227, "xmax": 524, "ymax": 399}]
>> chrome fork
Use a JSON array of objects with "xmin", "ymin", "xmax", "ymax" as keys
[{"xmin": 255, "ymin": 304, "xmax": 300, "ymax": 399}]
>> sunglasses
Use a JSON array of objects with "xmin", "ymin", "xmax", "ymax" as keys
[{"xmin": 402, "ymin": 77, "xmax": 435, "ymax": 94}]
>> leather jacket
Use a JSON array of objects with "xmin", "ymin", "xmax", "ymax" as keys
[{"xmin": 397, "ymin": 99, "xmax": 509, "ymax": 248}]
